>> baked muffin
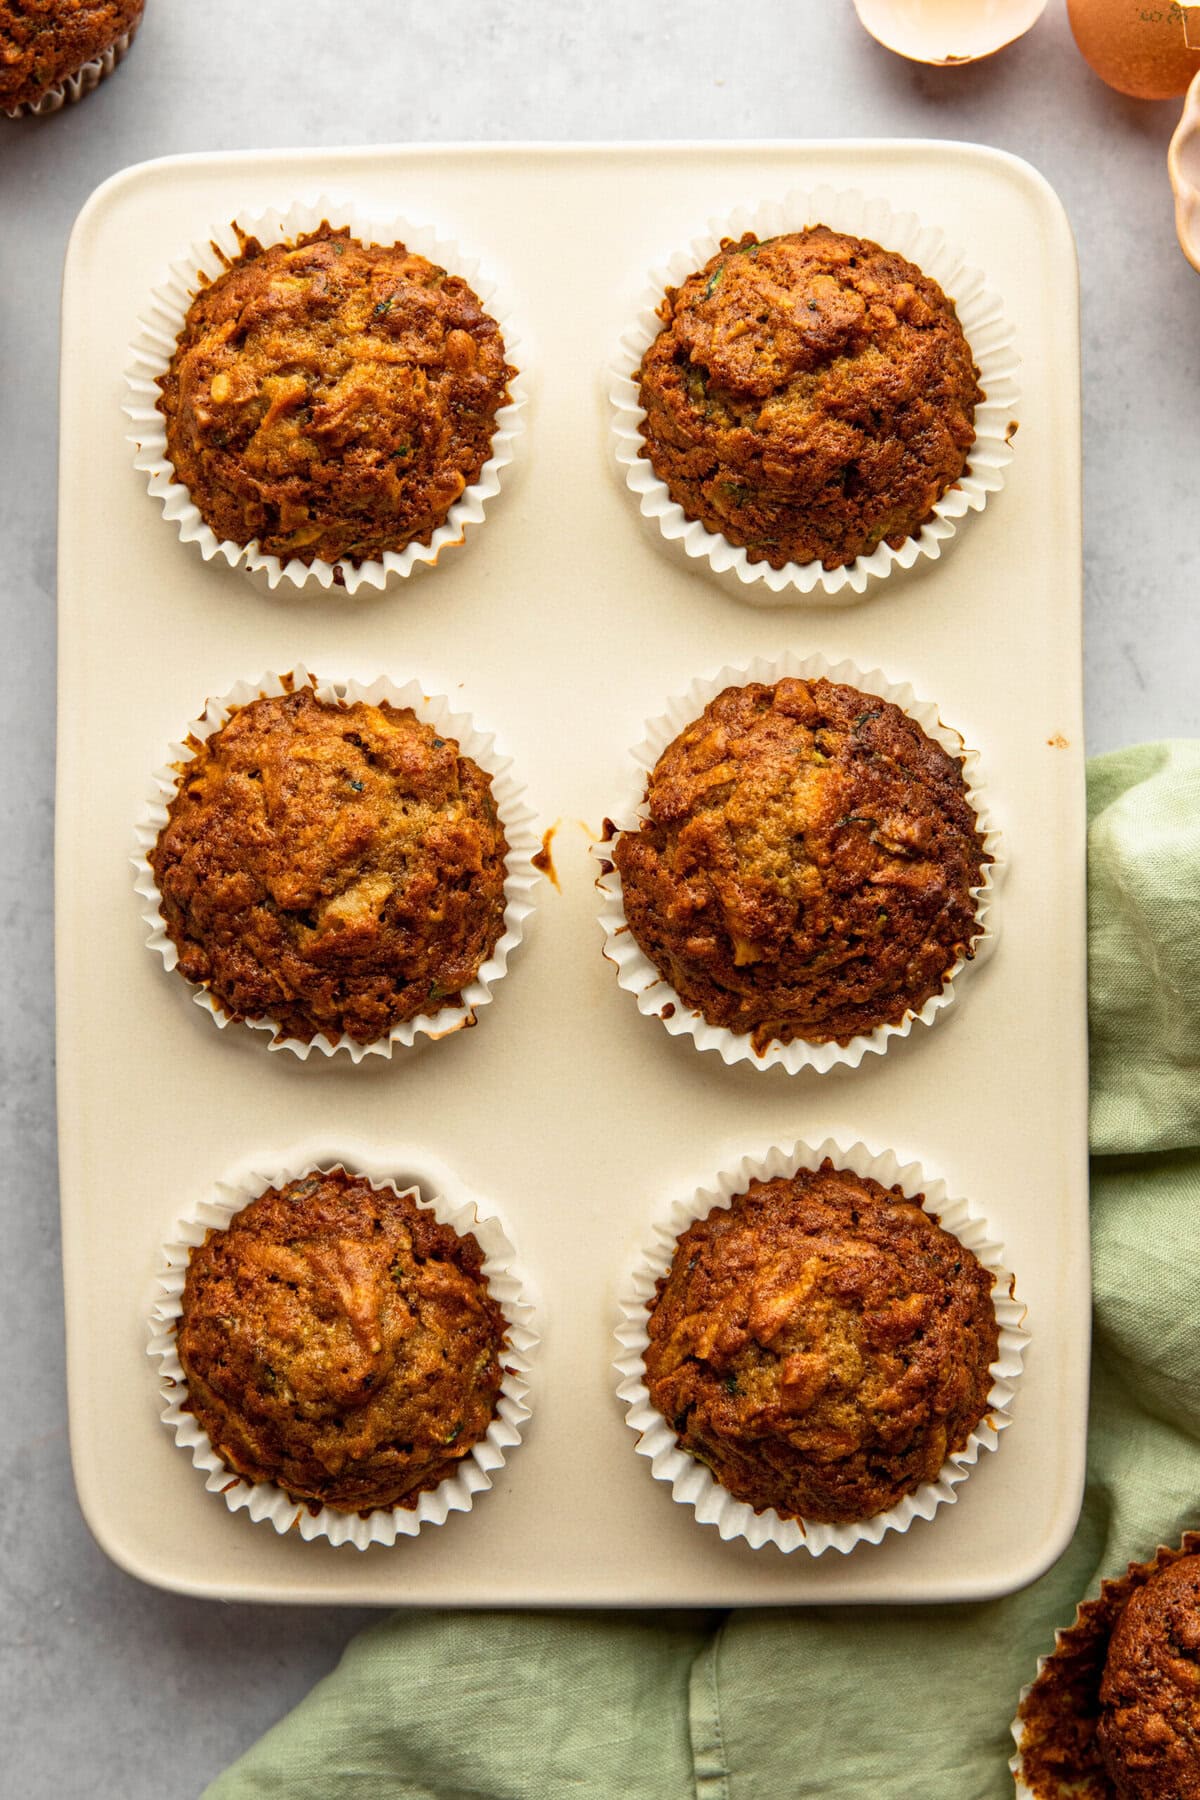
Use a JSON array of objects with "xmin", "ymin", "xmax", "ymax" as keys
[
  {"xmin": 1017, "ymin": 1538, "xmax": 1200, "ymax": 1800},
  {"xmin": 176, "ymin": 1168, "xmax": 508, "ymax": 1514},
  {"xmin": 0, "ymin": 0, "xmax": 142, "ymax": 112},
  {"xmin": 642, "ymin": 1160, "xmax": 999, "ymax": 1524},
  {"xmin": 611, "ymin": 676, "xmax": 989, "ymax": 1053},
  {"xmin": 157, "ymin": 224, "xmax": 514, "ymax": 567},
  {"xmin": 636, "ymin": 226, "xmax": 982, "ymax": 570},
  {"xmin": 1100, "ymin": 1557, "xmax": 1200, "ymax": 1798},
  {"xmin": 148, "ymin": 683, "xmax": 510, "ymax": 1047}
]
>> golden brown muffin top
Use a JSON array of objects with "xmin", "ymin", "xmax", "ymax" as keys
[
  {"xmin": 611, "ymin": 677, "xmax": 988, "ymax": 1052},
  {"xmin": 177, "ymin": 1168, "xmax": 508, "ymax": 1515},
  {"xmin": 1019, "ymin": 1540, "xmax": 1200, "ymax": 1800},
  {"xmin": 636, "ymin": 226, "xmax": 982, "ymax": 570},
  {"xmin": 0, "ymin": 0, "xmax": 142, "ymax": 107},
  {"xmin": 1100, "ymin": 1556, "xmax": 1200, "ymax": 1798},
  {"xmin": 149, "ymin": 683, "xmax": 509, "ymax": 1047},
  {"xmin": 643, "ymin": 1160, "xmax": 1000, "ymax": 1526},
  {"xmin": 157, "ymin": 224, "xmax": 514, "ymax": 567}
]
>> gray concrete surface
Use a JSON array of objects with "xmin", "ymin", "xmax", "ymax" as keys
[{"xmin": 1, "ymin": 2, "xmax": 1197, "ymax": 1794}]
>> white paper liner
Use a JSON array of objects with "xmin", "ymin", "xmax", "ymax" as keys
[
  {"xmin": 124, "ymin": 196, "xmax": 526, "ymax": 594},
  {"xmin": 610, "ymin": 186, "xmax": 1020, "ymax": 606},
  {"xmin": 2, "ymin": 19, "xmax": 137, "ymax": 119},
  {"xmin": 596, "ymin": 650, "xmax": 1002, "ymax": 1075},
  {"xmin": 615, "ymin": 1137, "xmax": 1027, "ymax": 1557},
  {"xmin": 133, "ymin": 666, "xmax": 540, "ymax": 1060},
  {"xmin": 148, "ymin": 1144, "xmax": 537, "ymax": 1548}
]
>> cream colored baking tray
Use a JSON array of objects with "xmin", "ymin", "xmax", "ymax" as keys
[{"xmin": 57, "ymin": 141, "xmax": 1086, "ymax": 1606}]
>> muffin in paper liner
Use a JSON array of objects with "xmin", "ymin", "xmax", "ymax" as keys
[
  {"xmin": 1009, "ymin": 1531, "xmax": 1200, "ymax": 1800},
  {"xmin": 595, "ymin": 649, "xmax": 1001, "ymax": 1075},
  {"xmin": 132, "ymin": 665, "xmax": 540, "ymax": 1061},
  {"xmin": 614, "ymin": 1137, "xmax": 1027, "ymax": 1557},
  {"xmin": 147, "ymin": 1144, "xmax": 538, "ymax": 1548},
  {"xmin": 123, "ymin": 195, "xmax": 526, "ymax": 595},
  {"xmin": 609, "ymin": 185, "xmax": 1020, "ymax": 606},
  {"xmin": 2, "ymin": 17, "xmax": 139, "ymax": 119}
]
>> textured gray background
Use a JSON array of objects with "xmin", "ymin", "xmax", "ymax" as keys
[{"xmin": 1, "ymin": 2, "xmax": 1197, "ymax": 1794}]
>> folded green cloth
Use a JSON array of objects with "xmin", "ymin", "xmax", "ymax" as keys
[{"xmin": 207, "ymin": 742, "xmax": 1200, "ymax": 1800}]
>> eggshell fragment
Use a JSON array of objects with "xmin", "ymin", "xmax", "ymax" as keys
[
  {"xmin": 1169, "ymin": 70, "xmax": 1200, "ymax": 271},
  {"xmin": 853, "ymin": 0, "xmax": 1048, "ymax": 65}
]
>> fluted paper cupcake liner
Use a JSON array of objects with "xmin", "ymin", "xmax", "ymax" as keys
[
  {"xmin": 148, "ymin": 1144, "xmax": 537, "ymax": 1548},
  {"xmin": 133, "ymin": 666, "xmax": 539, "ymax": 1060},
  {"xmin": 610, "ymin": 186, "xmax": 1019, "ymax": 605},
  {"xmin": 124, "ymin": 196, "xmax": 526, "ymax": 594},
  {"xmin": 1009, "ymin": 1530, "xmax": 1200, "ymax": 1800},
  {"xmin": 615, "ymin": 1138, "xmax": 1027, "ymax": 1556},
  {"xmin": 595, "ymin": 650, "xmax": 1001, "ymax": 1074},
  {"xmin": 3, "ymin": 20, "xmax": 138, "ymax": 119}
]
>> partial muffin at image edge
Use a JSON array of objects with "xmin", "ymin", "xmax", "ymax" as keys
[
  {"xmin": 642, "ymin": 1158, "xmax": 1001, "ymax": 1526},
  {"xmin": 155, "ymin": 222, "xmax": 515, "ymax": 568},
  {"xmin": 1016, "ymin": 1536, "xmax": 1200, "ymax": 1800},
  {"xmin": 636, "ymin": 224, "xmax": 983, "ymax": 571},
  {"xmin": 610, "ymin": 674, "xmax": 990, "ymax": 1054},
  {"xmin": 175, "ymin": 1167, "xmax": 510, "ymax": 1515},
  {"xmin": 0, "ymin": 0, "xmax": 144, "ymax": 112},
  {"xmin": 147, "ymin": 682, "xmax": 511, "ymax": 1049}
]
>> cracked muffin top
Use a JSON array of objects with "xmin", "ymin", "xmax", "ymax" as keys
[
  {"xmin": 642, "ymin": 1160, "xmax": 1000, "ymax": 1525},
  {"xmin": 157, "ymin": 224, "xmax": 514, "ymax": 567},
  {"xmin": 0, "ymin": 0, "xmax": 143, "ymax": 109},
  {"xmin": 149, "ymin": 683, "xmax": 509, "ymax": 1048},
  {"xmin": 176, "ymin": 1168, "xmax": 508, "ymax": 1515},
  {"xmin": 636, "ymin": 226, "xmax": 982, "ymax": 571},
  {"xmin": 1018, "ymin": 1543, "xmax": 1200, "ymax": 1800},
  {"xmin": 610, "ymin": 676, "xmax": 989, "ymax": 1053}
]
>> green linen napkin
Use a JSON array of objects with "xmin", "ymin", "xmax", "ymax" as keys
[{"xmin": 206, "ymin": 741, "xmax": 1200, "ymax": 1800}]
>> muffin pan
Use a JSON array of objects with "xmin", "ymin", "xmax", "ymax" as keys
[{"xmin": 57, "ymin": 140, "xmax": 1086, "ymax": 1606}]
